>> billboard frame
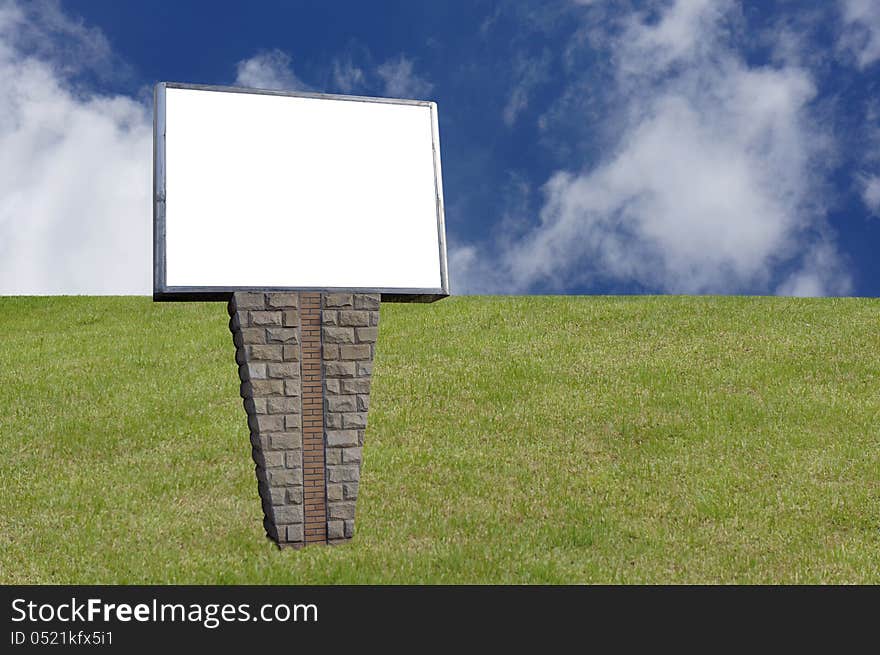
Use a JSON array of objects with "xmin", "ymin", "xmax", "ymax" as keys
[{"xmin": 153, "ymin": 82, "xmax": 449, "ymax": 302}]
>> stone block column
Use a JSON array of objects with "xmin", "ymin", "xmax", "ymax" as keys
[
  {"xmin": 228, "ymin": 291, "xmax": 379, "ymax": 548},
  {"xmin": 321, "ymin": 293, "xmax": 380, "ymax": 543}
]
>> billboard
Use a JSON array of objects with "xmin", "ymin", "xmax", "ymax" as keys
[{"xmin": 154, "ymin": 83, "xmax": 448, "ymax": 301}]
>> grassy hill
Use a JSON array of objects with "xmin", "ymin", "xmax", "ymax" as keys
[{"xmin": 0, "ymin": 295, "xmax": 878, "ymax": 583}]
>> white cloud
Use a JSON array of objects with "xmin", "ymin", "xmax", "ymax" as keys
[
  {"xmin": 332, "ymin": 56, "xmax": 366, "ymax": 93},
  {"xmin": 839, "ymin": 0, "xmax": 880, "ymax": 68},
  {"xmin": 331, "ymin": 51, "xmax": 433, "ymax": 99},
  {"xmin": 0, "ymin": 0, "xmax": 122, "ymax": 80},
  {"xmin": 617, "ymin": 0, "xmax": 730, "ymax": 77},
  {"xmin": 376, "ymin": 56, "xmax": 433, "ymax": 98},
  {"xmin": 453, "ymin": 0, "xmax": 852, "ymax": 297},
  {"xmin": 503, "ymin": 51, "xmax": 551, "ymax": 127},
  {"xmin": 0, "ymin": 0, "xmax": 151, "ymax": 294},
  {"xmin": 235, "ymin": 49, "xmax": 309, "ymax": 91},
  {"xmin": 858, "ymin": 99, "xmax": 880, "ymax": 215},
  {"xmin": 828, "ymin": 4, "xmax": 880, "ymax": 220},
  {"xmin": 776, "ymin": 241, "xmax": 852, "ymax": 297},
  {"xmin": 863, "ymin": 175, "xmax": 880, "ymax": 214}
]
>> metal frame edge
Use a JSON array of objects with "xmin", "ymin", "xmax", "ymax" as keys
[
  {"xmin": 153, "ymin": 82, "xmax": 167, "ymax": 300},
  {"xmin": 162, "ymin": 81, "xmax": 435, "ymax": 108},
  {"xmin": 429, "ymin": 101, "xmax": 450, "ymax": 297},
  {"xmin": 155, "ymin": 287, "xmax": 449, "ymax": 303}
]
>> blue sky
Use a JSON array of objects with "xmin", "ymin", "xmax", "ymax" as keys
[{"xmin": 1, "ymin": 0, "xmax": 878, "ymax": 296}]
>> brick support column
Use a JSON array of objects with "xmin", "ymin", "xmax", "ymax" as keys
[
  {"xmin": 299, "ymin": 293, "xmax": 327, "ymax": 544},
  {"xmin": 228, "ymin": 291, "xmax": 379, "ymax": 547}
]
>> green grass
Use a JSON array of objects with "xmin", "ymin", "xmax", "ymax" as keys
[{"xmin": 0, "ymin": 295, "xmax": 878, "ymax": 583}]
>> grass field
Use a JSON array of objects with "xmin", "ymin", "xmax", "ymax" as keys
[{"xmin": 0, "ymin": 295, "xmax": 878, "ymax": 584}]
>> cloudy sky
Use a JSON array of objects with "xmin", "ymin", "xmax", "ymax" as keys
[{"xmin": 1, "ymin": 0, "xmax": 878, "ymax": 296}]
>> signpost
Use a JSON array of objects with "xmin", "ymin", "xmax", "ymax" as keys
[{"xmin": 153, "ymin": 82, "xmax": 449, "ymax": 546}]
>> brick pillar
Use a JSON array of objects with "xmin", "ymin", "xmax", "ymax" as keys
[
  {"xmin": 298, "ymin": 293, "xmax": 327, "ymax": 544},
  {"xmin": 228, "ymin": 291, "xmax": 379, "ymax": 547}
]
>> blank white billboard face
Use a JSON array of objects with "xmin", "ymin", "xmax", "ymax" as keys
[{"xmin": 154, "ymin": 83, "xmax": 448, "ymax": 301}]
